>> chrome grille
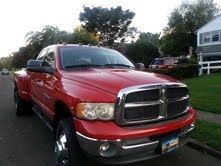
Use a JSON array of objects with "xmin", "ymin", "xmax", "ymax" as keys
[
  {"xmin": 115, "ymin": 83, "xmax": 189, "ymax": 125},
  {"xmin": 167, "ymin": 99, "xmax": 188, "ymax": 116},
  {"xmin": 125, "ymin": 89, "xmax": 160, "ymax": 103},
  {"xmin": 124, "ymin": 105, "xmax": 160, "ymax": 121},
  {"xmin": 167, "ymin": 87, "xmax": 188, "ymax": 99}
]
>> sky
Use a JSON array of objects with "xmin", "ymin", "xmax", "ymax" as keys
[{"xmin": 0, "ymin": 0, "xmax": 221, "ymax": 57}]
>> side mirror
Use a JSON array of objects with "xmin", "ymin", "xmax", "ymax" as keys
[
  {"xmin": 27, "ymin": 60, "xmax": 54, "ymax": 74},
  {"xmin": 27, "ymin": 60, "xmax": 42, "ymax": 68},
  {"xmin": 136, "ymin": 63, "xmax": 145, "ymax": 70}
]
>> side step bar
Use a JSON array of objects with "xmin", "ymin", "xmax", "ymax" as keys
[{"xmin": 32, "ymin": 104, "xmax": 54, "ymax": 132}]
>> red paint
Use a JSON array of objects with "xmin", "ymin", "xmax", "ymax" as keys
[
  {"xmin": 14, "ymin": 45, "xmax": 197, "ymax": 141},
  {"xmin": 74, "ymin": 108, "xmax": 196, "ymax": 140}
]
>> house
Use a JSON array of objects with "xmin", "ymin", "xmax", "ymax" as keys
[{"xmin": 196, "ymin": 14, "xmax": 221, "ymax": 75}]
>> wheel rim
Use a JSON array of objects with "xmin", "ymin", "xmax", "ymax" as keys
[{"xmin": 55, "ymin": 131, "xmax": 69, "ymax": 166}]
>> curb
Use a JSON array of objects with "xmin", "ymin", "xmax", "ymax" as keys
[{"xmin": 187, "ymin": 139, "xmax": 221, "ymax": 159}]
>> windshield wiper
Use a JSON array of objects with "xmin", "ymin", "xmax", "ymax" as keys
[
  {"xmin": 104, "ymin": 64, "xmax": 133, "ymax": 68},
  {"xmin": 65, "ymin": 64, "xmax": 102, "ymax": 69},
  {"xmin": 65, "ymin": 64, "xmax": 133, "ymax": 69}
]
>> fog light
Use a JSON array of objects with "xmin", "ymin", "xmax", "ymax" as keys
[{"xmin": 100, "ymin": 142, "xmax": 110, "ymax": 152}]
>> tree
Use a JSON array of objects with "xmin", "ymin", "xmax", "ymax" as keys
[
  {"xmin": 121, "ymin": 27, "xmax": 139, "ymax": 43},
  {"xmin": 138, "ymin": 32, "xmax": 160, "ymax": 46},
  {"xmin": 160, "ymin": 0, "xmax": 220, "ymax": 56},
  {"xmin": 11, "ymin": 46, "xmax": 35, "ymax": 68},
  {"xmin": 126, "ymin": 40, "xmax": 160, "ymax": 67},
  {"xmin": 79, "ymin": 6, "xmax": 135, "ymax": 46},
  {"xmin": 26, "ymin": 26, "xmax": 73, "ymax": 53},
  {"xmin": 0, "ymin": 56, "xmax": 13, "ymax": 70},
  {"xmin": 9, "ymin": 25, "xmax": 100, "ymax": 69},
  {"xmin": 71, "ymin": 26, "xmax": 99, "ymax": 45}
]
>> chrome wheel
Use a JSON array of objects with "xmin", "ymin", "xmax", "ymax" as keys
[{"xmin": 55, "ymin": 132, "xmax": 70, "ymax": 166}]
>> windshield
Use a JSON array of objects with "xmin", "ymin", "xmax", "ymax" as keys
[{"xmin": 59, "ymin": 47, "xmax": 135, "ymax": 69}]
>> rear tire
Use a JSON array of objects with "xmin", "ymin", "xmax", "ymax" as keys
[
  {"xmin": 14, "ymin": 89, "xmax": 31, "ymax": 116},
  {"xmin": 55, "ymin": 118, "xmax": 86, "ymax": 166}
]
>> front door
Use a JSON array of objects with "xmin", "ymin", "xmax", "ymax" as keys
[
  {"xmin": 37, "ymin": 48, "xmax": 56, "ymax": 118},
  {"xmin": 31, "ymin": 48, "xmax": 48, "ymax": 105}
]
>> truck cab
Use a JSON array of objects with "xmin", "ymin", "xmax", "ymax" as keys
[{"xmin": 14, "ymin": 44, "xmax": 196, "ymax": 166}]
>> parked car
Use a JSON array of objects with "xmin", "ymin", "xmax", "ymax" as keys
[
  {"xmin": 149, "ymin": 57, "xmax": 179, "ymax": 69},
  {"xmin": 14, "ymin": 44, "xmax": 196, "ymax": 166},
  {"xmin": 1, "ymin": 68, "xmax": 9, "ymax": 75}
]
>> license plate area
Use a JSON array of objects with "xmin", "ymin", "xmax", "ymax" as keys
[{"xmin": 161, "ymin": 137, "xmax": 179, "ymax": 154}]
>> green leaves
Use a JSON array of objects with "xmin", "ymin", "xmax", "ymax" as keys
[
  {"xmin": 126, "ymin": 39, "xmax": 160, "ymax": 67},
  {"xmin": 79, "ymin": 6, "xmax": 135, "ymax": 46},
  {"xmin": 160, "ymin": 0, "xmax": 220, "ymax": 56},
  {"xmin": 138, "ymin": 32, "xmax": 161, "ymax": 46},
  {"xmin": 9, "ymin": 26, "xmax": 99, "ymax": 69},
  {"xmin": 26, "ymin": 26, "xmax": 73, "ymax": 49}
]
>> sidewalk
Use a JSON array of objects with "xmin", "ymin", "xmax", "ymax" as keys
[{"xmin": 197, "ymin": 110, "xmax": 221, "ymax": 125}]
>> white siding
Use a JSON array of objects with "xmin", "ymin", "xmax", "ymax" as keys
[{"xmin": 197, "ymin": 15, "xmax": 221, "ymax": 46}]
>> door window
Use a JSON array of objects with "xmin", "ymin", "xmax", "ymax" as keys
[
  {"xmin": 43, "ymin": 48, "xmax": 55, "ymax": 68},
  {"xmin": 37, "ymin": 49, "xmax": 48, "ymax": 60}
]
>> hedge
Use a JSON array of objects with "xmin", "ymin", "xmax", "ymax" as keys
[{"xmin": 145, "ymin": 64, "xmax": 199, "ymax": 80}]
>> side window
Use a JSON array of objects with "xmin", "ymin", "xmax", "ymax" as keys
[
  {"xmin": 203, "ymin": 33, "xmax": 211, "ymax": 43},
  {"xmin": 212, "ymin": 32, "xmax": 220, "ymax": 42},
  {"xmin": 37, "ymin": 49, "xmax": 48, "ymax": 60},
  {"xmin": 43, "ymin": 48, "xmax": 55, "ymax": 68}
]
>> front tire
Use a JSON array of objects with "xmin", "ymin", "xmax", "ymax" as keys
[{"xmin": 55, "ymin": 118, "xmax": 86, "ymax": 166}]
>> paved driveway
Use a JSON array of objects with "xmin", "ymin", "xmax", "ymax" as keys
[{"xmin": 0, "ymin": 74, "xmax": 220, "ymax": 166}]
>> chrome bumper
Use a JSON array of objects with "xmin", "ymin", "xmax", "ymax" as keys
[{"xmin": 76, "ymin": 123, "xmax": 194, "ymax": 164}]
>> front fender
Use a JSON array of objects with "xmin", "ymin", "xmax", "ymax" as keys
[{"xmin": 54, "ymin": 79, "xmax": 116, "ymax": 117}]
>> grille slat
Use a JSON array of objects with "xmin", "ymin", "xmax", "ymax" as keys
[
  {"xmin": 169, "ymin": 96, "xmax": 189, "ymax": 103},
  {"xmin": 125, "ymin": 89, "xmax": 160, "ymax": 103},
  {"xmin": 124, "ymin": 105, "xmax": 160, "ymax": 121},
  {"xmin": 167, "ymin": 99, "xmax": 189, "ymax": 116},
  {"xmin": 116, "ymin": 83, "xmax": 189, "ymax": 125},
  {"xmin": 167, "ymin": 88, "xmax": 188, "ymax": 99},
  {"xmin": 125, "ymin": 101, "xmax": 163, "ymax": 108}
]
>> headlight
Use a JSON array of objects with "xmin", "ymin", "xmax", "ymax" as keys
[{"xmin": 76, "ymin": 103, "xmax": 115, "ymax": 120}]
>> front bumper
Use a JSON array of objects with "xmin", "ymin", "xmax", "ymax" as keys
[
  {"xmin": 76, "ymin": 123, "xmax": 194, "ymax": 164},
  {"xmin": 75, "ymin": 108, "xmax": 196, "ymax": 164}
]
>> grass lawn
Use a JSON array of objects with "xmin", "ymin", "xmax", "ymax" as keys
[
  {"xmin": 184, "ymin": 73, "xmax": 221, "ymax": 114},
  {"xmin": 191, "ymin": 120, "xmax": 221, "ymax": 151}
]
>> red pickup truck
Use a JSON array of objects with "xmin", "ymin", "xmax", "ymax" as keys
[{"xmin": 14, "ymin": 44, "xmax": 196, "ymax": 166}]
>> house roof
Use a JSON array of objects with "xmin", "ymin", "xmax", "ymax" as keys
[{"xmin": 196, "ymin": 14, "xmax": 221, "ymax": 33}]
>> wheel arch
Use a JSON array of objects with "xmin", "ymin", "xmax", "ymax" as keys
[{"xmin": 54, "ymin": 100, "xmax": 73, "ymax": 123}]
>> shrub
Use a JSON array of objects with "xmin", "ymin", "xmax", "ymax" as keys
[
  {"xmin": 187, "ymin": 58, "xmax": 198, "ymax": 64},
  {"xmin": 146, "ymin": 64, "xmax": 199, "ymax": 80}
]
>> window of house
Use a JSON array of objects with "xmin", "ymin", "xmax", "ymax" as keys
[
  {"xmin": 203, "ymin": 33, "xmax": 211, "ymax": 43},
  {"xmin": 212, "ymin": 32, "xmax": 220, "ymax": 42}
]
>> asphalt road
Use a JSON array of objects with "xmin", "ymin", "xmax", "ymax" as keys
[{"xmin": 0, "ymin": 74, "xmax": 220, "ymax": 166}]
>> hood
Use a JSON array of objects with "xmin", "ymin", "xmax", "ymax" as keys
[{"xmin": 62, "ymin": 68, "xmax": 179, "ymax": 94}]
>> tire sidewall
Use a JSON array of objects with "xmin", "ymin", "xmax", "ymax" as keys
[
  {"xmin": 56, "ymin": 118, "xmax": 85, "ymax": 166},
  {"xmin": 14, "ymin": 90, "xmax": 23, "ymax": 115}
]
